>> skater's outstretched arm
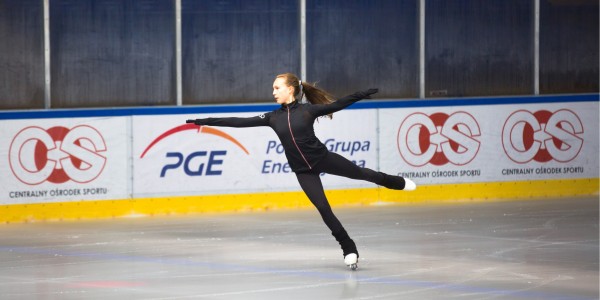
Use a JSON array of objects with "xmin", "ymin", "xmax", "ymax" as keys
[
  {"xmin": 308, "ymin": 89, "xmax": 378, "ymax": 117},
  {"xmin": 185, "ymin": 113, "xmax": 271, "ymax": 128}
]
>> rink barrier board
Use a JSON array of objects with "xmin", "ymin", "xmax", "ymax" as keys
[
  {"xmin": 1, "ymin": 178, "xmax": 597, "ymax": 223},
  {"xmin": 1, "ymin": 94, "xmax": 598, "ymax": 223}
]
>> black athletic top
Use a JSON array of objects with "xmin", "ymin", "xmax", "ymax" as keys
[{"xmin": 190, "ymin": 89, "xmax": 377, "ymax": 173}]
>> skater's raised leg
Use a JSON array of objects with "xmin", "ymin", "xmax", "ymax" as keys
[
  {"xmin": 314, "ymin": 152, "xmax": 416, "ymax": 191},
  {"xmin": 378, "ymin": 172, "xmax": 417, "ymax": 191}
]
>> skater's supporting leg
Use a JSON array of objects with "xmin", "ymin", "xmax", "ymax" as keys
[
  {"xmin": 296, "ymin": 171, "xmax": 360, "ymax": 266},
  {"xmin": 295, "ymin": 172, "xmax": 345, "ymax": 234},
  {"xmin": 334, "ymin": 228, "xmax": 359, "ymax": 270},
  {"xmin": 332, "ymin": 228, "xmax": 358, "ymax": 257}
]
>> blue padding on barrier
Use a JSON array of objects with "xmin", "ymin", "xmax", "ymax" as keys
[{"xmin": 1, "ymin": 94, "xmax": 598, "ymax": 120}]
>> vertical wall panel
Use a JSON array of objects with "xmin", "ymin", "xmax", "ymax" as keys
[
  {"xmin": 1, "ymin": 1, "xmax": 598, "ymax": 110},
  {"xmin": 50, "ymin": 0, "xmax": 175, "ymax": 108},
  {"xmin": 0, "ymin": 0, "xmax": 44, "ymax": 109},
  {"xmin": 539, "ymin": 0, "xmax": 599, "ymax": 94},
  {"xmin": 307, "ymin": 0, "xmax": 418, "ymax": 99},
  {"xmin": 426, "ymin": 0, "xmax": 533, "ymax": 97},
  {"xmin": 182, "ymin": 0, "xmax": 299, "ymax": 104}
]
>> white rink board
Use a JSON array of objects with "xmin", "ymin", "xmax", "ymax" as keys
[
  {"xmin": 379, "ymin": 101, "xmax": 599, "ymax": 184},
  {"xmin": 1, "ymin": 97, "xmax": 597, "ymax": 205},
  {"xmin": 0, "ymin": 117, "xmax": 130, "ymax": 204},
  {"xmin": 132, "ymin": 109, "xmax": 378, "ymax": 198}
]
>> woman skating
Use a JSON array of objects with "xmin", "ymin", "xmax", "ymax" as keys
[{"xmin": 186, "ymin": 73, "xmax": 416, "ymax": 270}]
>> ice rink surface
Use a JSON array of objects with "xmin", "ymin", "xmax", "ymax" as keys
[{"xmin": 0, "ymin": 196, "xmax": 598, "ymax": 299}]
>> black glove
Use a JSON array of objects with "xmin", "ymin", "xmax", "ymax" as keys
[
  {"xmin": 185, "ymin": 118, "xmax": 209, "ymax": 125},
  {"xmin": 354, "ymin": 88, "xmax": 379, "ymax": 99}
]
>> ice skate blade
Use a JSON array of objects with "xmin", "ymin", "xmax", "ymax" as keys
[{"xmin": 349, "ymin": 263, "xmax": 358, "ymax": 271}]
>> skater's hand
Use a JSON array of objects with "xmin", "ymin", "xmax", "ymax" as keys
[
  {"xmin": 353, "ymin": 88, "xmax": 379, "ymax": 99},
  {"xmin": 186, "ymin": 119, "xmax": 209, "ymax": 125}
]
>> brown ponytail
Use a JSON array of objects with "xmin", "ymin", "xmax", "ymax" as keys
[{"xmin": 276, "ymin": 73, "xmax": 336, "ymax": 119}]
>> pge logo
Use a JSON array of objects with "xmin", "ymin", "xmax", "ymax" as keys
[
  {"xmin": 140, "ymin": 124, "xmax": 249, "ymax": 177},
  {"xmin": 502, "ymin": 109, "xmax": 583, "ymax": 163},
  {"xmin": 397, "ymin": 112, "xmax": 481, "ymax": 167},
  {"xmin": 9, "ymin": 125, "xmax": 107, "ymax": 185}
]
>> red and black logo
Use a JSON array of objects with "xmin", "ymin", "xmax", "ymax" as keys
[
  {"xmin": 397, "ymin": 112, "xmax": 481, "ymax": 167},
  {"xmin": 502, "ymin": 109, "xmax": 584, "ymax": 163}
]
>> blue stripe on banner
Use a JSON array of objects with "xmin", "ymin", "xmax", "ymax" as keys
[{"xmin": 1, "ymin": 94, "xmax": 598, "ymax": 120}]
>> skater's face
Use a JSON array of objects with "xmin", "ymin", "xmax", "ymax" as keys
[{"xmin": 273, "ymin": 77, "xmax": 294, "ymax": 105}]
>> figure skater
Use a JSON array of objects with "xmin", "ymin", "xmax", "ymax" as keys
[{"xmin": 186, "ymin": 73, "xmax": 416, "ymax": 270}]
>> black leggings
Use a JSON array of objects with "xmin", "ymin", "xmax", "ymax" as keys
[{"xmin": 295, "ymin": 152, "xmax": 385, "ymax": 235}]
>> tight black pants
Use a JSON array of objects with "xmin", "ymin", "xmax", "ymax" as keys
[{"xmin": 295, "ymin": 152, "xmax": 385, "ymax": 242}]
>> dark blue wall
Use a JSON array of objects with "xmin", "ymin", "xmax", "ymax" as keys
[
  {"xmin": 307, "ymin": 0, "xmax": 418, "ymax": 98},
  {"xmin": 182, "ymin": 0, "xmax": 299, "ymax": 104},
  {"xmin": 0, "ymin": 0, "xmax": 44, "ymax": 109},
  {"xmin": 426, "ymin": 0, "xmax": 533, "ymax": 97},
  {"xmin": 0, "ymin": 0, "xmax": 597, "ymax": 109},
  {"xmin": 540, "ymin": 0, "xmax": 599, "ymax": 94},
  {"xmin": 50, "ymin": 0, "xmax": 175, "ymax": 108}
]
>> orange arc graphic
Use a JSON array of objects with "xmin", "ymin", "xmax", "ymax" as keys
[{"xmin": 140, "ymin": 124, "xmax": 249, "ymax": 158}]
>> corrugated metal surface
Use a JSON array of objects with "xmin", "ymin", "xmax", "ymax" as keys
[
  {"xmin": 539, "ymin": 0, "xmax": 599, "ymax": 94},
  {"xmin": 0, "ymin": 0, "xmax": 597, "ymax": 109},
  {"xmin": 425, "ymin": 0, "xmax": 534, "ymax": 97},
  {"xmin": 182, "ymin": 0, "xmax": 299, "ymax": 104},
  {"xmin": 307, "ymin": 0, "xmax": 418, "ymax": 99},
  {"xmin": 50, "ymin": 0, "xmax": 175, "ymax": 108},
  {"xmin": 0, "ymin": 0, "xmax": 44, "ymax": 109}
]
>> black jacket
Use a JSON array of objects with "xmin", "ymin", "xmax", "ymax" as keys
[{"xmin": 190, "ymin": 90, "xmax": 376, "ymax": 173}]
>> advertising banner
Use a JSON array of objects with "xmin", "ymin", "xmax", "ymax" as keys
[
  {"xmin": 132, "ymin": 109, "xmax": 378, "ymax": 198},
  {"xmin": 1, "ymin": 97, "xmax": 596, "ymax": 207},
  {"xmin": 379, "ymin": 101, "xmax": 599, "ymax": 184},
  {"xmin": 0, "ymin": 117, "xmax": 131, "ymax": 204}
]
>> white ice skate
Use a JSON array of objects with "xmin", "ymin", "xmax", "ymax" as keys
[
  {"xmin": 403, "ymin": 178, "xmax": 417, "ymax": 191},
  {"xmin": 344, "ymin": 253, "xmax": 358, "ymax": 270}
]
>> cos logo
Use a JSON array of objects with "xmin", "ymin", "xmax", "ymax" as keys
[
  {"xmin": 502, "ymin": 109, "xmax": 583, "ymax": 163},
  {"xmin": 9, "ymin": 126, "xmax": 107, "ymax": 185},
  {"xmin": 397, "ymin": 112, "xmax": 481, "ymax": 167}
]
